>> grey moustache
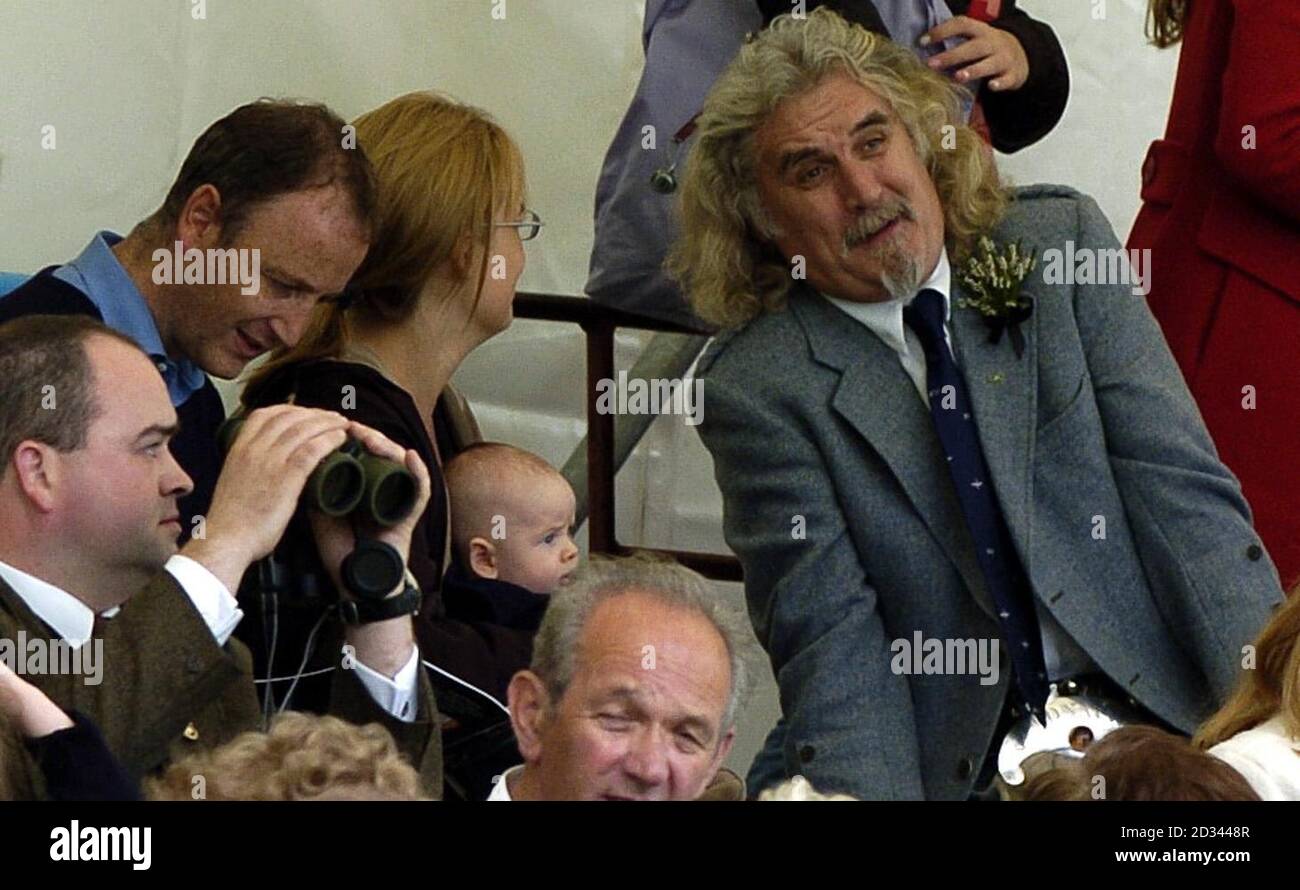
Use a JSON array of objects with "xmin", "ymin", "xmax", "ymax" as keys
[{"xmin": 844, "ymin": 202, "xmax": 914, "ymax": 250}]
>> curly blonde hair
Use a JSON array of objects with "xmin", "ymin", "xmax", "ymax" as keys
[
  {"xmin": 145, "ymin": 712, "xmax": 427, "ymax": 801},
  {"xmin": 668, "ymin": 7, "xmax": 1009, "ymax": 329}
]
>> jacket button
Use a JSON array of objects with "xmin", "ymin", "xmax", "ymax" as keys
[
  {"xmin": 1246, "ymin": 544, "xmax": 1263, "ymax": 561},
  {"xmin": 799, "ymin": 745, "xmax": 816, "ymax": 764},
  {"xmin": 183, "ymin": 722, "xmax": 200, "ymax": 741},
  {"xmin": 185, "ymin": 654, "xmax": 203, "ymax": 673},
  {"xmin": 957, "ymin": 756, "xmax": 975, "ymax": 780}
]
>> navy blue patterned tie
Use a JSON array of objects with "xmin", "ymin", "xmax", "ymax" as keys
[{"xmin": 903, "ymin": 288, "xmax": 1050, "ymax": 716}]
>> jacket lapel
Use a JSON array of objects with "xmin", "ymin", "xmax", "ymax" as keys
[
  {"xmin": 790, "ymin": 287, "xmax": 995, "ymax": 619},
  {"xmin": 948, "ymin": 277, "xmax": 1037, "ymax": 561}
]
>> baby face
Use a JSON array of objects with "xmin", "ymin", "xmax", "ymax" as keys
[{"xmin": 492, "ymin": 472, "xmax": 579, "ymax": 595}]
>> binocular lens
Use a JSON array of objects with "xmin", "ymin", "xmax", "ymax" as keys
[
  {"xmin": 314, "ymin": 454, "xmax": 366, "ymax": 516},
  {"xmin": 364, "ymin": 458, "xmax": 419, "ymax": 527},
  {"xmin": 219, "ymin": 416, "xmax": 416, "ymax": 526}
]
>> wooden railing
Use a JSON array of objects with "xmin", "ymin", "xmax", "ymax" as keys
[{"xmin": 512, "ymin": 292, "xmax": 743, "ymax": 583}]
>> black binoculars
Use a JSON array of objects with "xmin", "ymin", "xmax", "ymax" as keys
[{"xmin": 218, "ymin": 416, "xmax": 418, "ymax": 527}]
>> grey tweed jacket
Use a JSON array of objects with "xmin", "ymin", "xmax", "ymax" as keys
[{"xmin": 694, "ymin": 184, "xmax": 1284, "ymax": 800}]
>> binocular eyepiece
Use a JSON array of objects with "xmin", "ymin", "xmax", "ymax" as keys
[{"xmin": 218, "ymin": 416, "xmax": 419, "ymax": 527}]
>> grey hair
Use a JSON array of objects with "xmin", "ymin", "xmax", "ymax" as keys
[
  {"xmin": 667, "ymin": 6, "xmax": 1008, "ymax": 329},
  {"xmin": 530, "ymin": 554, "xmax": 759, "ymax": 733}
]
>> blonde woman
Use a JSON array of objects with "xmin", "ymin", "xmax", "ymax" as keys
[
  {"xmin": 239, "ymin": 94, "xmax": 539, "ymax": 787},
  {"xmin": 1195, "ymin": 589, "xmax": 1300, "ymax": 800}
]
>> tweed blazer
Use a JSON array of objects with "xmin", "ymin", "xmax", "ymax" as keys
[
  {"xmin": 0, "ymin": 570, "xmax": 443, "ymax": 796},
  {"xmin": 695, "ymin": 184, "xmax": 1285, "ymax": 799}
]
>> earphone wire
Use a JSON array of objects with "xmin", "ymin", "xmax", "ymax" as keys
[
  {"xmin": 260, "ymin": 589, "xmax": 278, "ymax": 731},
  {"xmin": 278, "ymin": 607, "xmax": 329, "ymax": 716}
]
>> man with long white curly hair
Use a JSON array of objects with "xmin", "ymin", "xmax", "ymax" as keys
[{"xmin": 671, "ymin": 7, "xmax": 1283, "ymax": 800}]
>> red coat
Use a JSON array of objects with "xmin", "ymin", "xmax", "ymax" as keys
[{"xmin": 1128, "ymin": 0, "xmax": 1300, "ymax": 589}]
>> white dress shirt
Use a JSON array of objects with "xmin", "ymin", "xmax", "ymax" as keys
[
  {"xmin": 0, "ymin": 555, "xmax": 419, "ymax": 722},
  {"xmin": 487, "ymin": 765, "xmax": 522, "ymax": 801},
  {"xmin": 824, "ymin": 248, "xmax": 955, "ymax": 407},
  {"xmin": 1209, "ymin": 715, "xmax": 1300, "ymax": 801},
  {"xmin": 821, "ymin": 250, "xmax": 1097, "ymax": 683}
]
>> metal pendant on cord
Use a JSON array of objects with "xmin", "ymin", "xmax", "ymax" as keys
[{"xmin": 649, "ymin": 115, "xmax": 700, "ymax": 194}]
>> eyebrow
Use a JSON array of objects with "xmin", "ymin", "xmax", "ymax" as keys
[
  {"xmin": 263, "ymin": 266, "xmax": 328, "ymax": 295},
  {"xmin": 852, "ymin": 110, "xmax": 891, "ymax": 134},
  {"xmin": 599, "ymin": 686, "xmax": 644, "ymax": 705},
  {"xmin": 675, "ymin": 715, "xmax": 715, "ymax": 742},
  {"xmin": 133, "ymin": 423, "xmax": 181, "ymax": 444},
  {"xmin": 777, "ymin": 146, "xmax": 824, "ymax": 176},
  {"xmin": 597, "ymin": 688, "xmax": 716, "ymax": 740},
  {"xmin": 775, "ymin": 110, "xmax": 891, "ymax": 175}
]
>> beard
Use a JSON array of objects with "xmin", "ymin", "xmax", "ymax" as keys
[
  {"xmin": 878, "ymin": 242, "xmax": 923, "ymax": 301},
  {"xmin": 842, "ymin": 200, "xmax": 923, "ymax": 300}
]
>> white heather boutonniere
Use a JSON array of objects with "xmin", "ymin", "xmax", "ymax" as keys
[{"xmin": 955, "ymin": 236, "xmax": 1037, "ymax": 359}]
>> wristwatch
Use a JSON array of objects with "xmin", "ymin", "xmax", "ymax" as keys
[{"xmin": 337, "ymin": 539, "xmax": 422, "ymax": 625}]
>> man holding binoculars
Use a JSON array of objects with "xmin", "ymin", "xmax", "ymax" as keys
[{"xmin": 0, "ymin": 316, "xmax": 442, "ymax": 795}]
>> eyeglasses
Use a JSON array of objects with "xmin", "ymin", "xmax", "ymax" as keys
[{"xmin": 494, "ymin": 208, "xmax": 544, "ymax": 241}]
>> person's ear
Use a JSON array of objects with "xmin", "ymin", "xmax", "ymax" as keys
[
  {"xmin": 468, "ymin": 536, "xmax": 498, "ymax": 579},
  {"xmin": 507, "ymin": 670, "xmax": 551, "ymax": 764},
  {"xmin": 449, "ymin": 229, "xmax": 484, "ymax": 284},
  {"xmin": 10, "ymin": 442, "xmax": 60, "ymax": 513},
  {"xmin": 176, "ymin": 184, "xmax": 224, "ymax": 249}
]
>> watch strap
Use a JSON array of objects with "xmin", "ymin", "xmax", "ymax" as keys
[{"xmin": 338, "ymin": 581, "xmax": 422, "ymax": 626}]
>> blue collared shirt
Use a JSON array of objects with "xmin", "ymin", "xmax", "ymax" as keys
[{"xmin": 53, "ymin": 231, "xmax": 208, "ymax": 406}]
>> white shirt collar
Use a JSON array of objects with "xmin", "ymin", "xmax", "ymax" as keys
[
  {"xmin": 0, "ymin": 558, "xmax": 107, "ymax": 645},
  {"xmin": 823, "ymin": 248, "xmax": 952, "ymax": 359},
  {"xmin": 487, "ymin": 764, "xmax": 523, "ymax": 801}
]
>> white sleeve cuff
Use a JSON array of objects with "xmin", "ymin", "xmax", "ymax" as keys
[
  {"xmin": 348, "ymin": 645, "xmax": 420, "ymax": 723},
  {"xmin": 164, "ymin": 554, "xmax": 244, "ymax": 646}
]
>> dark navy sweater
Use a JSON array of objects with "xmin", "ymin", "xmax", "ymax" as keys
[{"xmin": 441, "ymin": 560, "xmax": 549, "ymax": 632}]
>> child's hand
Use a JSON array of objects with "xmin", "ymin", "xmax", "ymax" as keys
[
  {"xmin": 0, "ymin": 659, "xmax": 73, "ymax": 738},
  {"xmin": 921, "ymin": 16, "xmax": 1030, "ymax": 92}
]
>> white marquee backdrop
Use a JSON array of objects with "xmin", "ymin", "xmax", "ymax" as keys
[{"xmin": 0, "ymin": 0, "xmax": 1180, "ymax": 781}]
